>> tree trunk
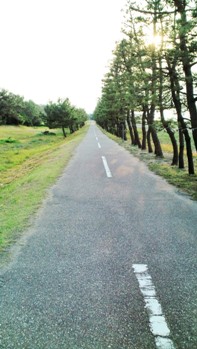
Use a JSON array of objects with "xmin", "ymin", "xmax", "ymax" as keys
[
  {"xmin": 62, "ymin": 126, "xmax": 67, "ymax": 138},
  {"xmin": 117, "ymin": 122, "xmax": 122, "ymax": 138},
  {"xmin": 147, "ymin": 105, "xmax": 163, "ymax": 157},
  {"xmin": 166, "ymin": 56, "xmax": 194, "ymax": 174},
  {"xmin": 178, "ymin": 128, "xmax": 184, "ymax": 169},
  {"xmin": 174, "ymin": 0, "xmax": 197, "ymax": 150},
  {"xmin": 159, "ymin": 110, "xmax": 178, "ymax": 164},
  {"xmin": 159, "ymin": 96, "xmax": 178, "ymax": 164},
  {"xmin": 127, "ymin": 110, "xmax": 135, "ymax": 145},
  {"xmin": 158, "ymin": 34, "xmax": 178, "ymax": 165},
  {"xmin": 69, "ymin": 126, "xmax": 75, "ymax": 134},
  {"xmin": 150, "ymin": 125, "xmax": 163, "ymax": 157},
  {"xmin": 183, "ymin": 129, "xmax": 194, "ymax": 175},
  {"xmin": 148, "ymin": 7, "xmax": 163, "ymax": 158},
  {"xmin": 183, "ymin": 64, "xmax": 197, "ymax": 150},
  {"xmin": 141, "ymin": 108, "xmax": 147, "ymax": 150},
  {"xmin": 147, "ymin": 127, "xmax": 153, "ymax": 153},
  {"xmin": 123, "ymin": 120, "xmax": 127, "ymax": 141},
  {"xmin": 131, "ymin": 110, "xmax": 141, "ymax": 148},
  {"xmin": 166, "ymin": 125, "xmax": 178, "ymax": 166}
]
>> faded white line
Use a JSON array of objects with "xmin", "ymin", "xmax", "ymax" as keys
[
  {"xmin": 96, "ymin": 137, "xmax": 98, "ymax": 141},
  {"xmin": 98, "ymin": 142, "xmax": 101, "ymax": 149},
  {"xmin": 133, "ymin": 264, "xmax": 175, "ymax": 349},
  {"xmin": 93, "ymin": 129, "xmax": 97, "ymax": 137},
  {"xmin": 101, "ymin": 156, "xmax": 112, "ymax": 178}
]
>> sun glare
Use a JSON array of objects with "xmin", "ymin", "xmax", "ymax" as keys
[
  {"xmin": 144, "ymin": 33, "xmax": 173, "ymax": 50},
  {"xmin": 145, "ymin": 34, "xmax": 162, "ymax": 47}
]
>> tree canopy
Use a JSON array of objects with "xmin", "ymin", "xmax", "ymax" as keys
[
  {"xmin": 44, "ymin": 99, "xmax": 88, "ymax": 137},
  {"xmin": 94, "ymin": 0, "xmax": 197, "ymax": 174},
  {"xmin": 0, "ymin": 89, "xmax": 44, "ymax": 126},
  {"xmin": 0, "ymin": 89, "xmax": 88, "ymax": 137}
]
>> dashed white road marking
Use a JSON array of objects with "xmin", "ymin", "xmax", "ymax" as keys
[
  {"xmin": 98, "ymin": 142, "xmax": 101, "ymax": 149},
  {"xmin": 133, "ymin": 264, "xmax": 176, "ymax": 349},
  {"xmin": 93, "ymin": 129, "xmax": 97, "ymax": 137},
  {"xmin": 101, "ymin": 156, "xmax": 112, "ymax": 178},
  {"xmin": 96, "ymin": 137, "xmax": 98, "ymax": 141}
]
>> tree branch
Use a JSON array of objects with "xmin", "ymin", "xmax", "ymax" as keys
[
  {"xmin": 190, "ymin": 61, "xmax": 197, "ymax": 68},
  {"xmin": 129, "ymin": 5, "xmax": 176, "ymax": 16}
]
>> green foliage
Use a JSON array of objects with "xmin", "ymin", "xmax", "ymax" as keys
[
  {"xmin": 0, "ymin": 89, "xmax": 44, "ymax": 126},
  {"xmin": 94, "ymin": 0, "xmax": 197, "ymax": 172},
  {"xmin": 0, "ymin": 137, "xmax": 19, "ymax": 144},
  {"xmin": 0, "ymin": 89, "xmax": 24, "ymax": 125},
  {"xmin": 22, "ymin": 100, "xmax": 43, "ymax": 126},
  {"xmin": 44, "ymin": 99, "xmax": 88, "ymax": 137},
  {"xmin": 44, "ymin": 98, "xmax": 71, "ymax": 133}
]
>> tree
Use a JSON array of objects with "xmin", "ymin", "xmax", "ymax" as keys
[
  {"xmin": 0, "ymin": 89, "xmax": 24, "ymax": 125},
  {"xmin": 44, "ymin": 98, "xmax": 73, "ymax": 137},
  {"xmin": 0, "ymin": 89, "xmax": 44, "ymax": 126},
  {"xmin": 123, "ymin": 0, "xmax": 196, "ymax": 172},
  {"xmin": 95, "ymin": 0, "xmax": 197, "ymax": 173},
  {"xmin": 22, "ymin": 100, "xmax": 43, "ymax": 126},
  {"xmin": 72, "ymin": 107, "xmax": 88, "ymax": 130},
  {"xmin": 166, "ymin": 54, "xmax": 195, "ymax": 174},
  {"xmin": 171, "ymin": 0, "xmax": 197, "ymax": 150},
  {"xmin": 44, "ymin": 99, "xmax": 87, "ymax": 137}
]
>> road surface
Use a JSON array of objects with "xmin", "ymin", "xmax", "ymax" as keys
[{"xmin": 0, "ymin": 123, "xmax": 196, "ymax": 349}]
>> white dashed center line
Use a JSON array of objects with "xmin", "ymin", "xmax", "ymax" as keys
[
  {"xmin": 133, "ymin": 264, "xmax": 175, "ymax": 349},
  {"xmin": 101, "ymin": 156, "xmax": 112, "ymax": 178},
  {"xmin": 93, "ymin": 129, "xmax": 97, "ymax": 137},
  {"xmin": 98, "ymin": 142, "xmax": 101, "ymax": 149}
]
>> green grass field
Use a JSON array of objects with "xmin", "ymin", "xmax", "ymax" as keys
[{"xmin": 0, "ymin": 124, "xmax": 89, "ymax": 252}]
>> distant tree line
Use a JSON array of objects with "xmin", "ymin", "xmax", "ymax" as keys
[
  {"xmin": 94, "ymin": 0, "xmax": 197, "ymax": 174},
  {"xmin": 0, "ymin": 89, "xmax": 88, "ymax": 136},
  {"xmin": 0, "ymin": 89, "xmax": 44, "ymax": 126}
]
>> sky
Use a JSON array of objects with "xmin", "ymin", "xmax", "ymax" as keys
[{"xmin": 0, "ymin": 0, "xmax": 127, "ymax": 113}]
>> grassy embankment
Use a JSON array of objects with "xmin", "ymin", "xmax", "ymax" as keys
[
  {"xmin": 0, "ymin": 124, "xmax": 89, "ymax": 252},
  {"xmin": 102, "ymin": 128, "xmax": 197, "ymax": 200}
]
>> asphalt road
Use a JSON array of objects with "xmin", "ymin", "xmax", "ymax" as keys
[{"xmin": 0, "ymin": 123, "xmax": 196, "ymax": 349}]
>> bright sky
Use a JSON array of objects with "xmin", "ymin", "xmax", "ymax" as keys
[{"xmin": 0, "ymin": 0, "xmax": 126, "ymax": 113}]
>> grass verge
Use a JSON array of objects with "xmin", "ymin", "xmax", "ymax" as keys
[
  {"xmin": 0, "ymin": 124, "xmax": 89, "ymax": 252},
  {"xmin": 100, "ymin": 128, "xmax": 197, "ymax": 200}
]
